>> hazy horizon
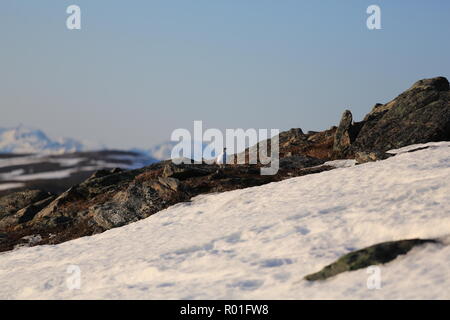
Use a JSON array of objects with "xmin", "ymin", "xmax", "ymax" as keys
[{"xmin": 2, "ymin": 0, "xmax": 450, "ymax": 149}]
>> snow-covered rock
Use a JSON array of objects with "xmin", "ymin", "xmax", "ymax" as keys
[{"xmin": 0, "ymin": 143, "xmax": 449, "ymax": 299}]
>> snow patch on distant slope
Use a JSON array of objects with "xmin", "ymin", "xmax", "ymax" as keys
[
  {"xmin": 0, "ymin": 143, "xmax": 449, "ymax": 299},
  {"xmin": 0, "ymin": 151, "xmax": 156, "ymax": 192},
  {"xmin": 0, "ymin": 183, "xmax": 25, "ymax": 191}
]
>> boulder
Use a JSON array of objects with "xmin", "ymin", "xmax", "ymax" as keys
[
  {"xmin": 30, "ymin": 187, "xmax": 87, "ymax": 228},
  {"xmin": 333, "ymin": 110, "xmax": 354, "ymax": 156},
  {"xmin": 0, "ymin": 190, "xmax": 50, "ymax": 217},
  {"xmin": 162, "ymin": 163, "xmax": 214, "ymax": 180},
  {"xmin": 354, "ymin": 77, "xmax": 450, "ymax": 153},
  {"xmin": 279, "ymin": 155, "xmax": 324, "ymax": 170},
  {"xmin": 305, "ymin": 238, "xmax": 439, "ymax": 281},
  {"xmin": 0, "ymin": 190, "xmax": 53, "ymax": 230},
  {"xmin": 332, "ymin": 110, "xmax": 365, "ymax": 158},
  {"xmin": 90, "ymin": 177, "xmax": 187, "ymax": 229},
  {"xmin": 354, "ymin": 151, "xmax": 393, "ymax": 164}
]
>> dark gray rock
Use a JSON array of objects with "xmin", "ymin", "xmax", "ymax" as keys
[
  {"xmin": 90, "ymin": 176, "xmax": 187, "ymax": 229},
  {"xmin": 162, "ymin": 163, "xmax": 214, "ymax": 180},
  {"xmin": 305, "ymin": 238, "xmax": 439, "ymax": 281},
  {"xmin": 16, "ymin": 195, "xmax": 56, "ymax": 224},
  {"xmin": 0, "ymin": 190, "xmax": 53, "ymax": 230},
  {"xmin": 354, "ymin": 151, "xmax": 393, "ymax": 164},
  {"xmin": 30, "ymin": 187, "xmax": 88, "ymax": 228},
  {"xmin": 363, "ymin": 103, "xmax": 390, "ymax": 122},
  {"xmin": 354, "ymin": 77, "xmax": 450, "ymax": 153},
  {"xmin": 333, "ymin": 110, "xmax": 353, "ymax": 156},
  {"xmin": 279, "ymin": 155, "xmax": 324, "ymax": 170},
  {"xmin": 0, "ymin": 190, "xmax": 50, "ymax": 216},
  {"xmin": 333, "ymin": 110, "xmax": 363, "ymax": 158}
]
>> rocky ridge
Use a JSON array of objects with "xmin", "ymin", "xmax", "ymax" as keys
[{"xmin": 0, "ymin": 77, "xmax": 449, "ymax": 253}]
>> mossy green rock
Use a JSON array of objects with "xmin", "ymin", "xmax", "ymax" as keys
[{"xmin": 305, "ymin": 238, "xmax": 438, "ymax": 281}]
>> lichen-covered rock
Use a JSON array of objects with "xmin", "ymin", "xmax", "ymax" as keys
[
  {"xmin": 305, "ymin": 238, "xmax": 438, "ymax": 281},
  {"xmin": 279, "ymin": 155, "xmax": 324, "ymax": 169},
  {"xmin": 0, "ymin": 190, "xmax": 50, "ymax": 217},
  {"xmin": 162, "ymin": 162, "xmax": 214, "ymax": 180},
  {"xmin": 0, "ymin": 190, "xmax": 53, "ymax": 230},
  {"xmin": 90, "ymin": 177, "xmax": 187, "ymax": 229},
  {"xmin": 354, "ymin": 151, "xmax": 393, "ymax": 164},
  {"xmin": 333, "ymin": 110, "xmax": 360, "ymax": 157},
  {"xmin": 240, "ymin": 126, "xmax": 336, "ymax": 163},
  {"xmin": 15, "ymin": 195, "xmax": 56, "ymax": 224},
  {"xmin": 354, "ymin": 77, "xmax": 450, "ymax": 153}
]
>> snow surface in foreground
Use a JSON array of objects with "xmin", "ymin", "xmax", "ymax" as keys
[
  {"xmin": 0, "ymin": 143, "xmax": 449, "ymax": 299},
  {"xmin": 387, "ymin": 141, "xmax": 450, "ymax": 155}
]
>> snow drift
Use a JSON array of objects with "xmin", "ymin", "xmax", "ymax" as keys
[{"xmin": 0, "ymin": 142, "xmax": 449, "ymax": 299}]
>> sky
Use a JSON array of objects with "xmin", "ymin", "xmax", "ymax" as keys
[{"xmin": 1, "ymin": 0, "xmax": 450, "ymax": 149}]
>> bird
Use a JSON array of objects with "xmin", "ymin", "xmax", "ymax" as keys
[{"xmin": 216, "ymin": 148, "xmax": 227, "ymax": 167}]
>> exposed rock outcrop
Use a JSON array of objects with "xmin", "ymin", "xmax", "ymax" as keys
[
  {"xmin": 238, "ymin": 126, "xmax": 337, "ymax": 164},
  {"xmin": 332, "ymin": 110, "xmax": 364, "ymax": 158},
  {"xmin": 0, "ymin": 159, "xmax": 334, "ymax": 252},
  {"xmin": 0, "ymin": 190, "xmax": 54, "ymax": 230},
  {"xmin": 305, "ymin": 238, "xmax": 439, "ymax": 281},
  {"xmin": 1, "ymin": 76, "xmax": 448, "ymax": 252},
  {"xmin": 329, "ymin": 77, "xmax": 450, "ymax": 162},
  {"xmin": 358, "ymin": 77, "xmax": 449, "ymax": 155}
]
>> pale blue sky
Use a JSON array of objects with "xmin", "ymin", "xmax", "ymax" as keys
[{"xmin": 1, "ymin": 0, "xmax": 449, "ymax": 149}]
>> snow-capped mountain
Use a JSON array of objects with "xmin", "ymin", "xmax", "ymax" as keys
[
  {"xmin": 138, "ymin": 141, "xmax": 217, "ymax": 161},
  {"xmin": 0, "ymin": 126, "xmax": 158, "ymax": 194},
  {"xmin": 147, "ymin": 141, "xmax": 177, "ymax": 160},
  {"xmin": 0, "ymin": 125, "xmax": 87, "ymax": 154},
  {"xmin": 0, "ymin": 125, "xmax": 216, "ymax": 161},
  {"xmin": 131, "ymin": 141, "xmax": 177, "ymax": 161}
]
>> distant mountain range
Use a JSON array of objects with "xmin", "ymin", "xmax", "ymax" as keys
[
  {"xmin": 0, "ymin": 126, "xmax": 161, "ymax": 194},
  {"xmin": 0, "ymin": 150, "xmax": 157, "ymax": 195},
  {"xmin": 133, "ymin": 141, "xmax": 215, "ymax": 162},
  {"xmin": 0, "ymin": 125, "xmax": 97, "ymax": 155},
  {"xmin": 130, "ymin": 141, "xmax": 177, "ymax": 161},
  {"xmin": 0, "ymin": 125, "xmax": 175, "ymax": 160},
  {"xmin": 0, "ymin": 125, "xmax": 220, "ymax": 193},
  {"xmin": 0, "ymin": 126, "xmax": 224, "ymax": 163}
]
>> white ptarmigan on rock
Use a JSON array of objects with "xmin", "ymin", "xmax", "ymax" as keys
[{"xmin": 215, "ymin": 148, "xmax": 227, "ymax": 166}]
